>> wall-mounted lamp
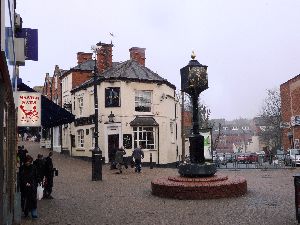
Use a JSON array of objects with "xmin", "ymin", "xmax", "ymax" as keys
[{"xmin": 108, "ymin": 111, "xmax": 115, "ymax": 123}]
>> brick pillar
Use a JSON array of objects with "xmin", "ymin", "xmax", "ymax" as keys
[
  {"xmin": 96, "ymin": 42, "xmax": 113, "ymax": 73},
  {"xmin": 129, "ymin": 47, "xmax": 146, "ymax": 66}
]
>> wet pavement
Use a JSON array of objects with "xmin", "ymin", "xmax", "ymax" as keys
[{"xmin": 20, "ymin": 141, "xmax": 298, "ymax": 225}]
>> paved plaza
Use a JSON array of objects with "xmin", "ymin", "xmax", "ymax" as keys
[{"xmin": 21, "ymin": 141, "xmax": 298, "ymax": 225}]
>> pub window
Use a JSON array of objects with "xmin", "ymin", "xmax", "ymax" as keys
[
  {"xmin": 133, "ymin": 126, "xmax": 156, "ymax": 149},
  {"xmin": 77, "ymin": 129, "xmax": 84, "ymax": 147},
  {"xmin": 78, "ymin": 97, "xmax": 83, "ymax": 116},
  {"xmin": 135, "ymin": 90, "xmax": 152, "ymax": 112}
]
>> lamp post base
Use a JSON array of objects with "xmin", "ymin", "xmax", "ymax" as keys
[{"xmin": 92, "ymin": 148, "xmax": 102, "ymax": 181}]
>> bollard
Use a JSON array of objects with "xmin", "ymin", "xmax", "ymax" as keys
[
  {"xmin": 294, "ymin": 174, "xmax": 300, "ymax": 223},
  {"xmin": 150, "ymin": 153, "xmax": 153, "ymax": 169}
]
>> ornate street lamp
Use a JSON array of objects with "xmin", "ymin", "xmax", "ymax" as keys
[
  {"xmin": 91, "ymin": 44, "xmax": 102, "ymax": 181},
  {"xmin": 179, "ymin": 52, "xmax": 216, "ymax": 177}
]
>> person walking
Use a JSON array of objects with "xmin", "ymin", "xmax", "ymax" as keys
[
  {"xmin": 43, "ymin": 152, "xmax": 54, "ymax": 199},
  {"xmin": 132, "ymin": 145, "xmax": 144, "ymax": 173},
  {"xmin": 115, "ymin": 147, "xmax": 126, "ymax": 174},
  {"xmin": 19, "ymin": 155, "xmax": 38, "ymax": 219}
]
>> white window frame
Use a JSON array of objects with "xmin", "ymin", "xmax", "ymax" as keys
[
  {"xmin": 78, "ymin": 97, "xmax": 83, "ymax": 116},
  {"xmin": 133, "ymin": 126, "xmax": 156, "ymax": 149},
  {"xmin": 77, "ymin": 129, "xmax": 84, "ymax": 148},
  {"xmin": 135, "ymin": 90, "xmax": 152, "ymax": 112}
]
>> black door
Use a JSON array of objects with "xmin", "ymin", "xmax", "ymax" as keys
[{"xmin": 108, "ymin": 134, "xmax": 119, "ymax": 162}]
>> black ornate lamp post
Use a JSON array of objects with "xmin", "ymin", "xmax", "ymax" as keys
[
  {"xmin": 91, "ymin": 44, "xmax": 102, "ymax": 181},
  {"xmin": 178, "ymin": 52, "xmax": 216, "ymax": 177}
]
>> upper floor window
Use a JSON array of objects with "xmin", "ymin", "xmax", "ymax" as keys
[
  {"xmin": 105, "ymin": 87, "xmax": 120, "ymax": 107},
  {"xmin": 77, "ymin": 129, "xmax": 84, "ymax": 147},
  {"xmin": 135, "ymin": 90, "xmax": 152, "ymax": 112},
  {"xmin": 78, "ymin": 97, "xmax": 83, "ymax": 115}
]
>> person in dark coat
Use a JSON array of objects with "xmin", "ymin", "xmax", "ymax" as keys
[
  {"xmin": 19, "ymin": 155, "xmax": 38, "ymax": 218},
  {"xmin": 18, "ymin": 145, "xmax": 28, "ymax": 166},
  {"xmin": 43, "ymin": 151, "xmax": 54, "ymax": 199},
  {"xmin": 132, "ymin": 145, "xmax": 144, "ymax": 173},
  {"xmin": 33, "ymin": 154, "xmax": 45, "ymax": 184},
  {"xmin": 115, "ymin": 147, "xmax": 126, "ymax": 174}
]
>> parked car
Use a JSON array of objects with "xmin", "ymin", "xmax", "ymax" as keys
[
  {"xmin": 237, "ymin": 153, "xmax": 258, "ymax": 163},
  {"xmin": 285, "ymin": 149, "xmax": 300, "ymax": 166}
]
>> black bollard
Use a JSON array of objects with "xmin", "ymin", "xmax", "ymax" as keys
[{"xmin": 150, "ymin": 153, "xmax": 153, "ymax": 169}]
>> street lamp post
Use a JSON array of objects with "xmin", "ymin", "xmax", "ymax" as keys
[
  {"xmin": 178, "ymin": 52, "xmax": 216, "ymax": 177},
  {"xmin": 91, "ymin": 45, "xmax": 102, "ymax": 181}
]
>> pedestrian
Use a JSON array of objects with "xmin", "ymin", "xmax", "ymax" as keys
[
  {"xmin": 17, "ymin": 145, "xmax": 28, "ymax": 166},
  {"xmin": 132, "ymin": 145, "xmax": 144, "ymax": 173},
  {"xmin": 115, "ymin": 146, "xmax": 126, "ymax": 174},
  {"xmin": 33, "ymin": 154, "xmax": 45, "ymax": 185},
  {"xmin": 43, "ymin": 151, "xmax": 54, "ymax": 199},
  {"xmin": 19, "ymin": 155, "xmax": 38, "ymax": 219}
]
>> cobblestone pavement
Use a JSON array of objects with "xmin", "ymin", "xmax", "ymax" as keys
[{"xmin": 21, "ymin": 141, "xmax": 298, "ymax": 225}]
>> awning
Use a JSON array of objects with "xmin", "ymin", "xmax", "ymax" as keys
[
  {"xmin": 129, "ymin": 116, "xmax": 159, "ymax": 127},
  {"xmin": 17, "ymin": 82, "xmax": 75, "ymax": 128}
]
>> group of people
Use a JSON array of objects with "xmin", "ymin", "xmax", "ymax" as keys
[
  {"xmin": 17, "ymin": 146, "xmax": 56, "ymax": 219},
  {"xmin": 114, "ymin": 146, "xmax": 144, "ymax": 174}
]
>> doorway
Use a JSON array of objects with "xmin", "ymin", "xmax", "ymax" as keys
[{"xmin": 108, "ymin": 134, "xmax": 119, "ymax": 162}]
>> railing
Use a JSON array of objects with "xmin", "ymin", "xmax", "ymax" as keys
[{"xmin": 214, "ymin": 153, "xmax": 299, "ymax": 169}]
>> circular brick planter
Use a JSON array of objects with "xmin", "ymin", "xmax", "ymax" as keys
[{"xmin": 151, "ymin": 174, "xmax": 247, "ymax": 200}]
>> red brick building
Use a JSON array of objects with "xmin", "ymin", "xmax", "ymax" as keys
[{"xmin": 280, "ymin": 74, "xmax": 300, "ymax": 150}]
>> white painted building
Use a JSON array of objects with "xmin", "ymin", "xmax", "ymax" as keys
[{"xmin": 68, "ymin": 44, "xmax": 182, "ymax": 165}]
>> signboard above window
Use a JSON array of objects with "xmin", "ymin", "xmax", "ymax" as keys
[{"xmin": 105, "ymin": 87, "xmax": 120, "ymax": 107}]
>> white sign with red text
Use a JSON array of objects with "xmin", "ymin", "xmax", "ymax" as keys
[{"xmin": 17, "ymin": 91, "xmax": 41, "ymax": 127}]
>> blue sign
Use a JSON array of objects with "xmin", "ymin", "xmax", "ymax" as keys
[{"xmin": 15, "ymin": 28, "xmax": 38, "ymax": 61}]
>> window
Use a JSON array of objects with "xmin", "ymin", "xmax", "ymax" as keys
[
  {"xmin": 78, "ymin": 97, "xmax": 83, "ymax": 115},
  {"xmin": 135, "ymin": 91, "xmax": 152, "ymax": 112},
  {"xmin": 133, "ymin": 127, "xmax": 156, "ymax": 149},
  {"xmin": 77, "ymin": 129, "xmax": 84, "ymax": 147},
  {"xmin": 90, "ymin": 127, "xmax": 95, "ymax": 148}
]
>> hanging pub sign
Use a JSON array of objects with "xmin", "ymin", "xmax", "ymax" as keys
[
  {"xmin": 291, "ymin": 116, "xmax": 300, "ymax": 126},
  {"xmin": 17, "ymin": 91, "xmax": 41, "ymax": 127}
]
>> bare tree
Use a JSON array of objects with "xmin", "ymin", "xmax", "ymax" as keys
[{"xmin": 259, "ymin": 88, "xmax": 282, "ymax": 151}]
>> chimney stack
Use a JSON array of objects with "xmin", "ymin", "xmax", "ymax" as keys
[
  {"xmin": 96, "ymin": 42, "xmax": 113, "ymax": 73},
  {"xmin": 77, "ymin": 52, "xmax": 93, "ymax": 64},
  {"xmin": 129, "ymin": 47, "xmax": 146, "ymax": 66}
]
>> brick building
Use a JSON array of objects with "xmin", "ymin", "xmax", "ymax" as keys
[{"xmin": 280, "ymin": 74, "xmax": 300, "ymax": 150}]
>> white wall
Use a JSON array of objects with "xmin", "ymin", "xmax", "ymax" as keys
[{"xmin": 70, "ymin": 80, "xmax": 181, "ymax": 164}]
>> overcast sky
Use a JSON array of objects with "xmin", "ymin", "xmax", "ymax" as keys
[{"xmin": 17, "ymin": 0, "xmax": 300, "ymax": 120}]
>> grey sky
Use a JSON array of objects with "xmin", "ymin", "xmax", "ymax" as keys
[{"xmin": 17, "ymin": 0, "xmax": 300, "ymax": 120}]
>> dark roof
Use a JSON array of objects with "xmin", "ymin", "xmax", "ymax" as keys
[
  {"xmin": 72, "ymin": 60, "xmax": 176, "ymax": 92},
  {"xmin": 17, "ymin": 82, "xmax": 75, "ymax": 128},
  {"xmin": 129, "ymin": 117, "xmax": 159, "ymax": 127}
]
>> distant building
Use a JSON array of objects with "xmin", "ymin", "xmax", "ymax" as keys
[
  {"xmin": 210, "ymin": 118, "xmax": 255, "ymax": 153},
  {"xmin": 280, "ymin": 74, "xmax": 300, "ymax": 150}
]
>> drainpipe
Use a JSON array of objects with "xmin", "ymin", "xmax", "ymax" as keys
[
  {"xmin": 60, "ymin": 81, "xmax": 63, "ymax": 153},
  {"xmin": 157, "ymin": 126, "xmax": 160, "ymax": 165}
]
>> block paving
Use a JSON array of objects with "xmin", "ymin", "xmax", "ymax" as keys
[{"xmin": 21, "ymin": 141, "xmax": 298, "ymax": 225}]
